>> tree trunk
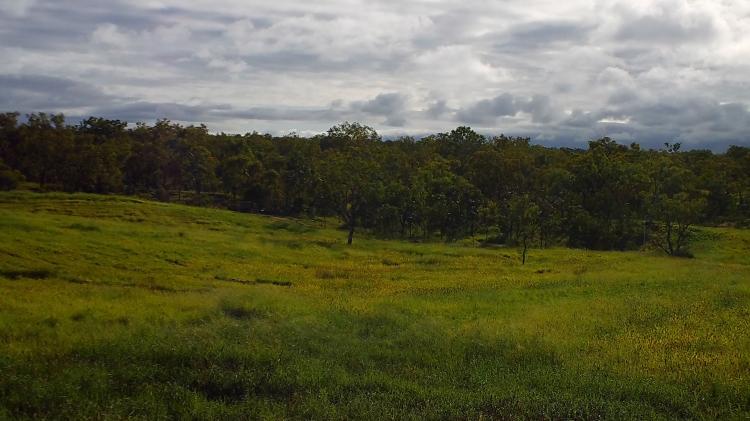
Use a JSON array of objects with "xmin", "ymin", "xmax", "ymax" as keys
[
  {"xmin": 539, "ymin": 228, "xmax": 544, "ymax": 248},
  {"xmin": 347, "ymin": 220, "xmax": 355, "ymax": 245},
  {"xmin": 666, "ymin": 221, "xmax": 674, "ymax": 255},
  {"xmin": 521, "ymin": 235, "xmax": 528, "ymax": 265}
]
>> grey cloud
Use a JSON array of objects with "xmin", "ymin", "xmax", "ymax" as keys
[
  {"xmin": 0, "ymin": 73, "xmax": 235, "ymax": 124},
  {"xmin": 0, "ymin": 0, "xmax": 170, "ymax": 50},
  {"xmin": 626, "ymin": 97, "xmax": 732, "ymax": 128},
  {"xmin": 614, "ymin": 10, "xmax": 718, "ymax": 44},
  {"xmin": 412, "ymin": 9, "xmax": 483, "ymax": 49},
  {"xmin": 456, "ymin": 94, "xmax": 562, "ymax": 126},
  {"xmin": 0, "ymin": 74, "xmax": 112, "ymax": 110},
  {"xmin": 555, "ymin": 95, "xmax": 750, "ymax": 150},
  {"xmin": 351, "ymin": 93, "xmax": 408, "ymax": 127},
  {"xmin": 493, "ymin": 21, "xmax": 593, "ymax": 52},
  {"xmin": 214, "ymin": 106, "xmax": 340, "ymax": 122},
  {"xmin": 0, "ymin": 73, "xmax": 410, "ymax": 128},
  {"xmin": 384, "ymin": 115, "xmax": 407, "ymax": 127},
  {"xmin": 456, "ymin": 93, "xmax": 518, "ymax": 126},
  {"xmin": 1, "ymin": 0, "xmax": 749, "ymax": 149},
  {"xmin": 563, "ymin": 110, "xmax": 600, "ymax": 128},
  {"xmin": 520, "ymin": 95, "xmax": 558, "ymax": 123},
  {"xmin": 93, "ymin": 101, "xmax": 231, "ymax": 123},
  {"xmin": 0, "ymin": 0, "xmax": 36, "ymax": 17},
  {"xmin": 607, "ymin": 88, "xmax": 640, "ymax": 105},
  {"xmin": 357, "ymin": 93, "xmax": 406, "ymax": 115},
  {"xmin": 426, "ymin": 99, "xmax": 449, "ymax": 118}
]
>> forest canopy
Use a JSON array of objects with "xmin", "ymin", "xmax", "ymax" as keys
[{"xmin": 2, "ymin": 112, "xmax": 749, "ymax": 254}]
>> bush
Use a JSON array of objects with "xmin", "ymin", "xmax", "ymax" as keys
[
  {"xmin": 0, "ymin": 160, "xmax": 24, "ymax": 191},
  {"xmin": 671, "ymin": 248, "xmax": 694, "ymax": 258}
]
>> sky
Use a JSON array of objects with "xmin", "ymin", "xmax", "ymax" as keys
[{"xmin": 1, "ymin": 0, "xmax": 749, "ymax": 149}]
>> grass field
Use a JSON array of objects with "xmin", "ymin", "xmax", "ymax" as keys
[{"xmin": 0, "ymin": 191, "xmax": 749, "ymax": 419}]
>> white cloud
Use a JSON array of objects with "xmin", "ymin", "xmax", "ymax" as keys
[
  {"xmin": 0, "ymin": 0, "xmax": 36, "ymax": 17},
  {"xmin": 0, "ymin": 0, "xmax": 749, "ymax": 148},
  {"xmin": 91, "ymin": 23, "xmax": 129, "ymax": 46}
]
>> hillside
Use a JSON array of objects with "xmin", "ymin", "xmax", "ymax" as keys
[{"xmin": 1, "ymin": 191, "xmax": 749, "ymax": 419}]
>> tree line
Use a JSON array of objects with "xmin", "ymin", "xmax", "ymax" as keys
[{"xmin": 1, "ymin": 112, "xmax": 749, "ymax": 256}]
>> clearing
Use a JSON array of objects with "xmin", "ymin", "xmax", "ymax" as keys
[{"xmin": 0, "ymin": 191, "xmax": 749, "ymax": 419}]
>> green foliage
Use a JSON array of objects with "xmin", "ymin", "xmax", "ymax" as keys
[
  {"xmin": 0, "ymin": 192, "xmax": 749, "ymax": 418},
  {"xmin": 0, "ymin": 158, "xmax": 23, "ymax": 190},
  {"xmin": 566, "ymin": 138, "xmax": 648, "ymax": 250},
  {"xmin": 2, "ymin": 113, "xmax": 750, "ymax": 249},
  {"xmin": 645, "ymin": 153, "xmax": 708, "ymax": 256},
  {"xmin": 509, "ymin": 194, "xmax": 540, "ymax": 264},
  {"xmin": 415, "ymin": 158, "xmax": 481, "ymax": 240}
]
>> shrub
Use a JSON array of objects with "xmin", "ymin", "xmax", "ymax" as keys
[
  {"xmin": 0, "ymin": 160, "xmax": 24, "ymax": 191},
  {"xmin": 671, "ymin": 248, "xmax": 694, "ymax": 258}
]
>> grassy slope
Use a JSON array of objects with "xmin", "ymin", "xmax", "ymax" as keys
[{"xmin": 0, "ymin": 191, "xmax": 748, "ymax": 420}]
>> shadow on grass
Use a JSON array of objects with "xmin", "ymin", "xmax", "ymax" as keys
[
  {"xmin": 265, "ymin": 220, "xmax": 317, "ymax": 234},
  {"xmin": 220, "ymin": 300, "xmax": 268, "ymax": 320},
  {"xmin": 0, "ymin": 268, "xmax": 55, "ymax": 280}
]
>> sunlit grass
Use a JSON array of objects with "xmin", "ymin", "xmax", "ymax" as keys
[{"xmin": 0, "ymin": 191, "xmax": 748, "ymax": 419}]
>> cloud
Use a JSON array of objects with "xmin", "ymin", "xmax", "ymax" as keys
[
  {"xmin": 554, "ymin": 94, "xmax": 750, "ymax": 149},
  {"xmin": 520, "ymin": 95, "xmax": 559, "ymax": 123},
  {"xmin": 357, "ymin": 93, "xmax": 406, "ymax": 115},
  {"xmin": 214, "ymin": 106, "xmax": 338, "ymax": 122},
  {"xmin": 351, "ymin": 92, "xmax": 409, "ymax": 127},
  {"xmin": 426, "ymin": 99, "xmax": 449, "ymax": 118},
  {"xmin": 0, "ymin": 0, "xmax": 36, "ymax": 17},
  {"xmin": 494, "ymin": 21, "xmax": 594, "ymax": 52},
  {"xmin": 0, "ymin": 0, "xmax": 749, "ymax": 149},
  {"xmin": 456, "ymin": 93, "xmax": 519, "ymax": 126},
  {"xmin": 0, "ymin": 74, "xmax": 112, "ymax": 111},
  {"xmin": 93, "ymin": 101, "xmax": 230, "ymax": 122},
  {"xmin": 612, "ymin": 1, "xmax": 720, "ymax": 45}
]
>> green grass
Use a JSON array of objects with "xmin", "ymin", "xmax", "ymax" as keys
[{"xmin": 0, "ymin": 191, "xmax": 749, "ymax": 419}]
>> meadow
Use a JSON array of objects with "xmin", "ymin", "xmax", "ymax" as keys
[{"xmin": 0, "ymin": 191, "xmax": 749, "ymax": 419}]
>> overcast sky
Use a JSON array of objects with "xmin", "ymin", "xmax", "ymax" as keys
[{"xmin": 1, "ymin": 0, "xmax": 749, "ymax": 149}]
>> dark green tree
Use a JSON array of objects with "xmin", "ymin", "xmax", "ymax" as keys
[
  {"xmin": 508, "ymin": 194, "xmax": 539, "ymax": 264},
  {"xmin": 0, "ymin": 158, "xmax": 23, "ymax": 190},
  {"xmin": 647, "ymin": 154, "xmax": 706, "ymax": 256},
  {"xmin": 319, "ymin": 123, "xmax": 384, "ymax": 245}
]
